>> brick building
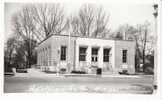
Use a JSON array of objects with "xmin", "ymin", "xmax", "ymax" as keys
[{"xmin": 37, "ymin": 34, "xmax": 135, "ymax": 74}]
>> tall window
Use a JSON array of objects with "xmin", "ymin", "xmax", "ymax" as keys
[
  {"xmin": 79, "ymin": 47, "xmax": 87, "ymax": 61},
  {"xmin": 92, "ymin": 48, "xmax": 98, "ymax": 62},
  {"xmin": 60, "ymin": 46, "xmax": 66, "ymax": 60},
  {"xmin": 122, "ymin": 50, "xmax": 127, "ymax": 63},
  {"xmin": 48, "ymin": 46, "xmax": 51, "ymax": 65},
  {"xmin": 103, "ymin": 49, "xmax": 110, "ymax": 62}
]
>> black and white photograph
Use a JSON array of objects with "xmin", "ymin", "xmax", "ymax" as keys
[{"xmin": 2, "ymin": 0, "xmax": 161, "ymax": 97}]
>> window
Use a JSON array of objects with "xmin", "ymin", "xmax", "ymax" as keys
[
  {"xmin": 60, "ymin": 46, "xmax": 66, "ymax": 60},
  {"xmin": 79, "ymin": 47, "xmax": 87, "ymax": 61},
  {"xmin": 103, "ymin": 49, "xmax": 110, "ymax": 62},
  {"xmin": 122, "ymin": 50, "xmax": 127, "ymax": 63},
  {"xmin": 92, "ymin": 48, "xmax": 98, "ymax": 62},
  {"xmin": 48, "ymin": 46, "xmax": 51, "ymax": 66}
]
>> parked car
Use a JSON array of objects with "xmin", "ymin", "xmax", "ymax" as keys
[
  {"xmin": 4, "ymin": 66, "xmax": 15, "ymax": 76},
  {"xmin": 16, "ymin": 68, "xmax": 28, "ymax": 73}
]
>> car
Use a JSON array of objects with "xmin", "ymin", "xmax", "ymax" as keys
[
  {"xmin": 16, "ymin": 68, "xmax": 28, "ymax": 73},
  {"xmin": 4, "ymin": 67, "xmax": 15, "ymax": 76},
  {"xmin": 4, "ymin": 72, "xmax": 15, "ymax": 76}
]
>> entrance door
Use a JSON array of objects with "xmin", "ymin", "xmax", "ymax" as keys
[{"xmin": 91, "ymin": 47, "xmax": 99, "ymax": 68}]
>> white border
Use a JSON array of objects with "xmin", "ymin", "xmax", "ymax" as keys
[{"xmin": 0, "ymin": 0, "xmax": 161, "ymax": 100}]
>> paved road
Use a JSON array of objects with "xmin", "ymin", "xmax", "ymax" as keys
[{"xmin": 4, "ymin": 74, "xmax": 154, "ymax": 94}]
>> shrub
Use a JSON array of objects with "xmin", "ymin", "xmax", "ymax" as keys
[
  {"xmin": 60, "ymin": 68, "xmax": 66, "ymax": 72},
  {"xmin": 44, "ymin": 70, "xmax": 57, "ymax": 74},
  {"xmin": 119, "ymin": 70, "xmax": 129, "ymax": 75},
  {"xmin": 60, "ymin": 68, "xmax": 66, "ymax": 74},
  {"xmin": 71, "ymin": 70, "xmax": 86, "ymax": 74},
  {"xmin": 143, "ymin": 63, "xmax": 154, "ymax": 75}
]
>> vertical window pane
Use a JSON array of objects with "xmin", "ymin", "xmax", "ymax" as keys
[
  {"xmin": 61, "ymin": 46, "xmax": 66, "ymax": 60},
  {"xmin": 103, "ymin": 49, "xmax": 110, "ymax": 62},
  {"xmin": 79, "ymin": 47, "xmax": 87, "ymax": 61},
  {"xmin": 122, "ymin": 50, "xmax": 127, "ymax": 63},
  {"xmin": 92, "ymin": 48, "xmax": 98, "ymax": 62}
]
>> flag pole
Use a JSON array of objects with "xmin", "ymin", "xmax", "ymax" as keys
[{"xmin": 68, "ymin": 20, "xmax": 71, "ymax": 73}]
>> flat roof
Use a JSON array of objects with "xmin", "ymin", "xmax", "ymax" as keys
[{"xmin": 38, "ymin": 33, "xmax": 134, "ymax": 46}]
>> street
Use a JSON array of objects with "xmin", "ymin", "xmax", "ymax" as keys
[{"xmin": 4, "ymin": 70, "xmax": 154, "ymax": 94}]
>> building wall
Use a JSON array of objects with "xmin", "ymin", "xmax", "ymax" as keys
[
  {"xmin": 114, "ymin": 40, "xmax": 135, "ymax": 74},
  {"xmin": 37, "ymin": 35, "xmax": 53, "ymax": 67},
  {"xmin": 75, "ymin": 37, "xmax": 115, "ymax": 72},
  {"xmin": 50, "ymin": 35, "xmax": 76, "ymax": 72},
  {"xmin": 37, "ymin": 35, "xmax": 76, "ymax": 72},
  {"xmin": 37, "ymin": 35, "xmax": 135, "ymax": 74}
]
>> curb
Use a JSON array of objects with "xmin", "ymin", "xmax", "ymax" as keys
[{"xmin": 63, "ymin": 74, "xmax": 147, "ymax": 78}]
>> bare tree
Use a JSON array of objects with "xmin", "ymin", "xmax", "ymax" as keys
[
  {"xmin": 79, "ymin": 4, "xmax": 95, "ymax": 36},
  {"xmin": 93, "ymin": 7, "xmax": 110, "ymax": 37},
  {"xmin": 12, "ymin": 6, "xmax": 43, "ymax": 42},
  {"xmin": 113, "ymin": 24, "xmax": 137, "ymax": 40},
  {"xmin": 70, "ymin": 15, "xmax": 80, "ymax": 36},
  {"xmin": 113, "ymin": 21, "xmax": 153, "ymax": 72},
  {"xmin": 12, "ymin": 5, "xmax": 38, "ymax": 68},
  {"xmin": 4, "ymin": 35, "xmax": 18, "ymax": 70},
  {"xmin": 146, "ymin": 36, "xmax": 155, "ymax": 55},
  {"xmin": 11, "ymin": 4, "xmax": 69, "ymax": 68},
  {"xmin": 70, "ymin": 4, "xmax": 110, "ymax": 37},
  {"xmin": 137, "ymin": 22, "xmax": 151, "ymax": 66},
  {"xmin": 32, "ymin": 4, "xmax": 67, "ymax": 37}
]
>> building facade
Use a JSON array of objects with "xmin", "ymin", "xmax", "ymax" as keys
[{"xmin": 37, "ymin": 34, "xmax": 135, "ymax": 74}]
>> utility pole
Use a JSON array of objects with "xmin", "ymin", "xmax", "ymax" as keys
[{"xmin": 153, "ymin": 4, "xmax": 158, "ymax": 91}]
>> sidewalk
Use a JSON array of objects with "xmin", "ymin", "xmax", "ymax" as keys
[
  {"xmin": 13, "ymin": 68, "xmax": 153, "ymax": 79},
  {"xmin": 5, "ymin": 68, "xmax": 153, "ymax": 94},
  {"xmin": 14, "ymin": 68, "xmax": 64, "ymax": 78},
  {"xmin": 64, "ymin": 74, "xmax": 153, "ymax": 79}
]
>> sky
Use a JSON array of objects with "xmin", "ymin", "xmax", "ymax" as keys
[{"xmin": 4, "ymin": 2, "xmax": 155, "ymax": 40}]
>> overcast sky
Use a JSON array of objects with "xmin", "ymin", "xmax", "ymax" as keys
[{"xmin": 4, "ymin": 2, "xmax": 155, "ymax": 40}]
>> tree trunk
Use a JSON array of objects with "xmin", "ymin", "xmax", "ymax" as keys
[{"xmin": 143, "ymin": 29, "xmax": 147, "ymax": 71}]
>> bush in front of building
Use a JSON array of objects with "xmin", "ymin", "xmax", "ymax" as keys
[
  {"xmin": 71, "ymin": 70, "xmax": 86, "ymax": 74},
  {"xmin": 44, "ymin": 70, "xmax": 57, "ymax": 74},
  {"xmin": 143, "ymin": 63, "xmax": 154, "ymax": 75},
  {"xmin": 60, "ymin": 68, "xmax": 67, "ymax": 74},
  {"xmin": 119, "ymin": 70, "xmax": 129, "ymax": 75}
]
